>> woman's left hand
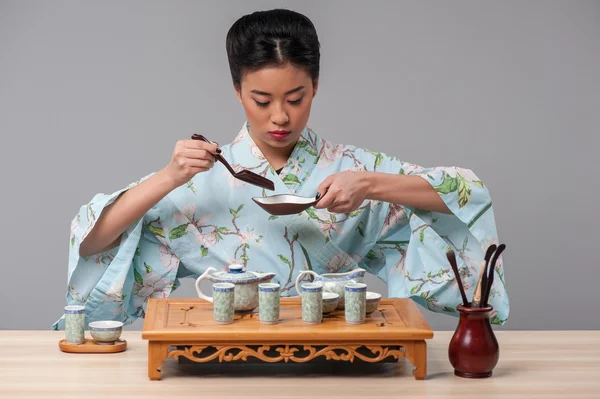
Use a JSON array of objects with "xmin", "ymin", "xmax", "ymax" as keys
[{"xmin": 315, "ymin": 171, "xmax": 370, "ymax": 214}]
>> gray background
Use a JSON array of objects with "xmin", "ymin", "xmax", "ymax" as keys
[{"xmin": 1, "ymin": 0, "xmax": 598, "ymax": 331}]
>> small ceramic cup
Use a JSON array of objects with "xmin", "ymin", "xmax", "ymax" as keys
[
  {"xmin": 300, "ymin": 282, "xmax": 323, "ymax": 324},
  {"xmin": 89, "ymin": 320, "xmax": 123, "ymax": 344},
  {"xmin": 64, "ymin": 305, "xmax": 85, "ymax": 344},
  {"xmin": 259, "ymin": 283, "xmax": 281, "ymax": 324},
  {"xmin": 213, "ymin": 282, "xmax": 235, "ymax": 324},
  {"xmin": 345, "ymin": 283, "xmax": 367, "ymax": 324},
  {"xmin": 322, "ymin": 292, "xmax": 339, "ymax": 314},
  {"xmin": 366, "ymin": 292, "xmax": 382, "ymax": 315}
]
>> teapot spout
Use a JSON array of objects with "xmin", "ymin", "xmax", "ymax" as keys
[
  {"xmin": 255, "ymin": 272, "xmax": 277, "ymax": 283},
  {"xmin": 354, "ymin": 267, "xmax": 367, "ymax": 276}
]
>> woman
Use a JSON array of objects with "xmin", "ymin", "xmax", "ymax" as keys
[{"xmin": 53, "ymin": 9, "xmax": 508, "ymax": 329}]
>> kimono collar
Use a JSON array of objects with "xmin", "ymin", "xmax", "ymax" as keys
[{"xmin": 228, "ymin": 122, "xmax": 323, "ymax": 194}]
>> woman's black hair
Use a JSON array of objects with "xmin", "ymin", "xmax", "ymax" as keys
[{"xmin": 226, "ymin": 9, "xmax": 320, "ymax": 89}]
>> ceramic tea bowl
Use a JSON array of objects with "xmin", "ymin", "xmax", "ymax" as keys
[
  {"xmin": 366, "ymin": 292, "xmax": 382, "ymax": 315},
  {"xmin": 322, "ymin": 292, "xmax": 339, "ymax": 314},
  {"xmin": 89, "ymin": 321, "xmax": 123, "ymax": 344}
]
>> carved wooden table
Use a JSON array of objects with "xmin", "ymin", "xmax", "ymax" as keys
[{"xmin": 142, "ymin": 297, "xmax": 433, "ymax": 381}]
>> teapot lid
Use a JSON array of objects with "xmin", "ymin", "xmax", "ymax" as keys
[{"xmin": 210, "ymin": 264, "xmax": 260, "ymax": 285}]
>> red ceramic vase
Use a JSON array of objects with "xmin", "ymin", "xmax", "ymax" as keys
[{"xmin": 448, "ymin": 305, "xmax": 499, "ymax": 378}]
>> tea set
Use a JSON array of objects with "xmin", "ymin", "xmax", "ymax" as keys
[
  {"xmin": 63, "ymin": 305, "xmax": 124, "ymax": 346},
  {"xmin": 193, "ymin": 264, "xmax": 382, "ymax": 325},
  {"xmin": 60, "ymin": 261, "xmax": 391, "ymax": 340}
]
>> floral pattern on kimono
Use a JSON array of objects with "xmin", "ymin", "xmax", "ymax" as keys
[{"xmin": 53, "ymin": 122, "xmax": 508, "ymax": 330}]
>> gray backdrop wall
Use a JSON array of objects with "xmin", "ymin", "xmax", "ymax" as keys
[{"xmin": 1, "ymin": 0, "xmax": 598, "ymax": 331}]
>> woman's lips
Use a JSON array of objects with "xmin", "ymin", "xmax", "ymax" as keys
[{"xmin": 268, "ymin": 130, "xmax": 292, "ymax": 140}]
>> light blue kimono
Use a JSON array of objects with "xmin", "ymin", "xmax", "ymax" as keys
[{"xmin": 53, "ymin": 122, "xmax": 509, "ymax": 329}]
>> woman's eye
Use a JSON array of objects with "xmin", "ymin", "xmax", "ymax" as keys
[
  {"xmin": 254, "ymin": 100, "xmax": 270, "ymax": 107},
  {"xmin": 288, "ymin": 97, "xmax": 304, "ymax": 105}
]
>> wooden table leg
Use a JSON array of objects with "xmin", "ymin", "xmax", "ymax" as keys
[
  {"xmin": 403, "ymin": 340, "xmax": 427, "ymax": 380},
  {"xmin": 148, "ymin": 341, "xmax": 168, "ymax": 381}
]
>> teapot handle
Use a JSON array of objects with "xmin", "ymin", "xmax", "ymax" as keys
[
  {"xmin": 295, "ymin": 270, "xmax": 318, "ymax": 296},
  {"xmin": 195, "ymin": 267, "xmax": 217, "ymax": 303}
]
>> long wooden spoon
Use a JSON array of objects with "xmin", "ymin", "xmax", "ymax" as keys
[
  {"xmin": 472, "ymin": 244, "xmax": 497, "ymax": 307},
  {"xmin": 482, "ymin": 244, "xmax": 506, "ymax": 307},
  {"xmin": 446, "ymin": 250, "xmax": 469, "ymax": 307},
  {"xmin": 192, "ymin": 134, "xmax": 275, "ymax": 191}
]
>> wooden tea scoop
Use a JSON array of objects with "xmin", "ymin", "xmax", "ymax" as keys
[
  {"xmin": 446, "ymin": 250, "xmax": 469, "ymax": 307},
  {"xmin": 471, "ymin": 260, "xmax": 486, "ymax": 307},
  {"xmin": 482, "ymin": 244, "xmax": 506, "ymax": 307},
  {"xmin": 472, "ymin": 244, "xmax": 497, "ymax": 307},
  {"xmin": 191, "ymin": 134, "xmax": 275, "ymax": 191}
]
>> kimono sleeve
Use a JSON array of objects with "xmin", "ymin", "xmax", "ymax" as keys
[
  {"xmin": 369, "ymin": 155, "xmax": 509, "ymax": 325},
  {"xmin": 51, "ymin": 173, "xmax": 179, "ymax": 329}
]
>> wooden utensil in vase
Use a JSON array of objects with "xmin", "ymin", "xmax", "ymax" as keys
[
  {"xmin": 471, "ymin": 245, "xmax": 497, "ymax": 308},
  {"xmin": 471, "ymin": 260, "xmax": 487, "ymax": 308}
]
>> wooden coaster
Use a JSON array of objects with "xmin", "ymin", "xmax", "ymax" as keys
[{"xmin": 59, "ymin": 338, "xmax": 127, "ymax": 353}]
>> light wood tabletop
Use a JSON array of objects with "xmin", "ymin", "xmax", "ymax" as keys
[{"xmin": 0, "ymin": 330, "xmax": 599, "ymax": 398}]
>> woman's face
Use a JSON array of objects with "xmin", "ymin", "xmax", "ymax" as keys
[{"xmin": 235, "ymin": 63, "xmax": 317, "ymax": 153}]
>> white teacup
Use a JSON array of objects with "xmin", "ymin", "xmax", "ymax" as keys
[
  {"xmin": 322, "ymin": 292, "xmax": 339, "ymax": 314},
  {"xmin": 366, "ymin": 292, "xmax": 382, "ymax": 315},
  {"xmin": 89, "ymin": 321, "xmax": 123, "ymax": 345}
]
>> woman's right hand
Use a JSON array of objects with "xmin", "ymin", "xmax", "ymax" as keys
[{"xmin": 162, "ymin": 138, "xmax": 220, "ymax": 187}]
